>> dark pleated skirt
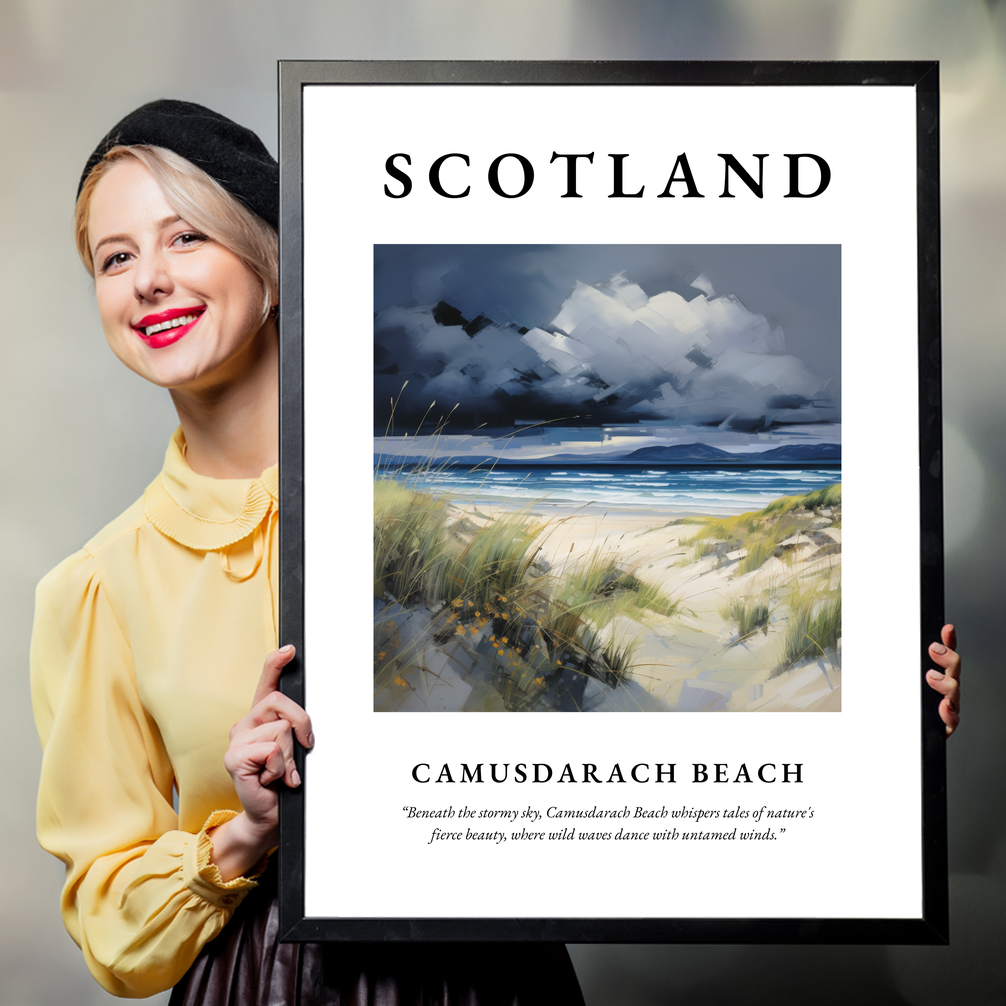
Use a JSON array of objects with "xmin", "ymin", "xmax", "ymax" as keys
[{"xmin": 169, "ymin": 869, "xmax": 584, "ymax": 1006}]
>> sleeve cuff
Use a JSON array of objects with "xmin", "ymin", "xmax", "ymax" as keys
[{"xmin": 182, "ymin": 810, "xmax": 269, "ymax": 909}]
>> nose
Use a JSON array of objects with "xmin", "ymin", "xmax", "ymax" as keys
[{"xmin": 133, "ymin": 247, "xmax": 173, "ymax": 303}]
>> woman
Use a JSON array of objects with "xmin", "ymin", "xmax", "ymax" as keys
[
  {"xmin": 31, "ymin": 100, "xmax": 586, "ymax": 1003},
  {"xmin": 33, "ymin": 99, "xmax": 962, "ymax": 1003}
]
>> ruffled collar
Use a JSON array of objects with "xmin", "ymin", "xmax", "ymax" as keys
[{"xmin": 143, "ymin": 428, "xmax": 278, "ymax": 551}]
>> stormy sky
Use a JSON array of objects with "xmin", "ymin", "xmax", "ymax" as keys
[{"xmin": 374, "ymin": 245, "xmax": 840, "ymax": 434}]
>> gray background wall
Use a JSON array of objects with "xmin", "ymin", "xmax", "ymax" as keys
[{"xmin": 1, "ymin": 2, "xmax": 1002, "ymax": 1003}]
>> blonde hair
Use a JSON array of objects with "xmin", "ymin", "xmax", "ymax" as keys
[{"xmin": 75, "ymin": 145, "xmax": 278, "ymax": 323}]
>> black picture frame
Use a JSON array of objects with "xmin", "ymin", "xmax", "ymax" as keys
[{"xmin": 277, "ymin": 60, "xmax": 945, "ymax": 944}]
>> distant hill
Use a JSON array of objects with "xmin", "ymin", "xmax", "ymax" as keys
[
  {"xmin": 751, "ymin": 443, "xmax": 842, "ymax": 462},
  {"xmin": 376, "ymin": 443, "xmax": 842, "ymax": 468},
  {"xmin": 622, "ymin": 443, "xmax": 736, "ymax": 463}
]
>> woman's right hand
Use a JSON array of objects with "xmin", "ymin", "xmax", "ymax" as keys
[{"xmin": 209, "ymin": 645, "xmax": 314, "ymax": 881}]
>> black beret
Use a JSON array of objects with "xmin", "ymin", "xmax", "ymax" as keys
[{"xmin": 77, "ymin": 99, "xmax": 278, "ymax": 228}]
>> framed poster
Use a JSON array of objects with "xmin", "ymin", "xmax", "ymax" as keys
[{"xmin": 277, "ymin": 61, "xmax": 946, "ymax": 943}]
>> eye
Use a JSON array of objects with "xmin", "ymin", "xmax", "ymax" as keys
[
  {"xmin": 172, "ymin": 230, "xmax": 208, "ymax": 249},
  {"xmin": 100, "ymin": 251, "xmax": 132, "ymax": 274}
]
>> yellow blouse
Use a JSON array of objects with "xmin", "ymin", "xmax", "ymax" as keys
[{"xmin": 31, "ymin": 428, "xmax": 279, "ymax": 998}]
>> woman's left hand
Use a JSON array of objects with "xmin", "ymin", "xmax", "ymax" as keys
[{"xmin": 926, "ymin": 624, "xmax": 961, "ymax": 737}]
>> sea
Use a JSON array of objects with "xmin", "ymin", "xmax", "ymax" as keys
[{"xmin": 378, "ymin": 464, "xmax": 841, "ymax": 516}]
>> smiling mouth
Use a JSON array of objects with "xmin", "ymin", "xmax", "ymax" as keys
[
  {"xmin": 142, "ymin": 313, "xmax": 199, "ymax": 337},
  {"xmin": 134, "ymin": 307, "xmax": 206, "ymax": 338}
]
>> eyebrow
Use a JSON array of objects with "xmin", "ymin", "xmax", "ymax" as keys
[{"xmin": 91, "ymin": 214, "xmax": 185, "ymax": 258}]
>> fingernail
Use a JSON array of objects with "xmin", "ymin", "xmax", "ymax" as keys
[
  {"xmin": 292, "ymin": 768, "xmax": 301, "ymax": 787},
  {"xmin": 931, "ymin": 643, "xmax": 947, "ymax": 655},
  {"xmin": 280, "ymin": 644, "xmax": 295, "ymax": 654},
  {"xmin": 928, "ymin": 670, "xmax": 944, "ymax": 679},
  {"xmin": 306, "ymin": 732, "xmax": 315, "ymax": 748}
]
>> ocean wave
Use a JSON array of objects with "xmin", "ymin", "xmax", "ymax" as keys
[{"xmin": 382, "ymin": 465, "xmax": 839, "ymax": 514}]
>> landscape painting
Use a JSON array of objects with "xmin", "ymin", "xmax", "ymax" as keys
[{"xmin": 373, "ymin": 244, "xmax": 841, "ymax": 713}]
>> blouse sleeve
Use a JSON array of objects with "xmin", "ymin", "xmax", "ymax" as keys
[{"xmin": 31, "ymin": 549, "xmax": 262, "ymax": 998}]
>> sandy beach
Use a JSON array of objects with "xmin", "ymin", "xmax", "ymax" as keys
[{"xmin": 375, "ymin": 487, "xmax": 841, "ymax": 713}]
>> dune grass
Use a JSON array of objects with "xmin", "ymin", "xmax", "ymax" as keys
[
  {"xmin": 681, "ymin": 483, "xmax": 841, "ymax": 576},
  {"xmin": 373, "ymin": 478, "xmax": 451, "ymax": 603},
  {"xmin": 779, "ymin": 578, "xmax": 842, "ymax": 671},
  {"xmin": 738, "ymin": 515, "xmax": 804, "ymax": 574},
  {"xmin": 375, "ymin": 475, "xmax": 680, "ymax": 702},
  {"xmin": 719, "ymin": 593, "xmax": 772, "ymax": 641},
  {"xmin": 555, "ymin": 548, "xmax": 680, "ymax": 624},
  {"xmin": 761, "ymin": 482, "xmax": 842, "ymax": 517},
  {"xmin": 376, "ymin": 470, "xmax": 842, "ymax": 708},
  {"xmin": 374, "ymin": 476, "xmax": 547, "ymax": 609}
]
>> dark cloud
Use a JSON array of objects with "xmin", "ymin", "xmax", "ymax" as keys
[{"xmin": 375, "ymin": 245, "xmax": 840, "ymax": 433}]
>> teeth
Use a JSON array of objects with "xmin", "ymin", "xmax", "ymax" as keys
[{"xmin": 142, "ymin": 313, "xmax": 199, "ymax": 337}]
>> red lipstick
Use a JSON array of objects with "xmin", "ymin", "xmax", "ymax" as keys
[{"xmin": 132, "ymin": 306, "xmax": 205, "ymax": 349}]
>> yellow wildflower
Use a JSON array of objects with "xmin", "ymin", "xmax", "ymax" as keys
[
  {"xmin": 455, "ymin": 626, "xmax": 465, "ymax": 636},
  {"xmin": 377, "ymin": 651, "xmax": 386, "ymax": 659},
  {"xmin": 394, "ymin": 676, "xmax": 408, "ymax": 687}
]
